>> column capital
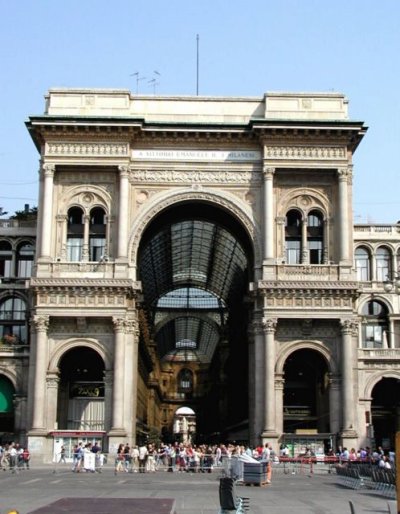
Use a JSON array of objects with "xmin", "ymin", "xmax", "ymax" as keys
[
  {"xmin": 262, "ymin": 317, "xmax": 278, "ymax": 334},
  {"xmin": 118, "ymin": 165, "xmax": 130, "ymax": 176},
  {"xmin": 112, "ymin": 317, "xmax": 126, "ymax": 333},
  {"xmin": 125, "ymin": 319, "xmax": 139, "ymax": 336},
  {"xmin": 46, "ymin": 371, "xmax": 60, "ymax": 388},
  {"xmin": 103, "ymin": 369, "xmax": 114, "ymax": 386},
  {"xmin": 31, "ymin": 315, "xmax": 50, "ymax": 333},
  {"xmin": 337, "ymin": 167, "xmax": 352, "ymax": 182},
  {"xmin": 41, "ymin": 163, "xmax": 56, "ymax": 177},
  {"xmin": 262, "ymin": 165, "xmax": 275, "ymax": 178},
  {"xmin": 340, "ymin": 318, "xmax": 358, "ymax": 336}
]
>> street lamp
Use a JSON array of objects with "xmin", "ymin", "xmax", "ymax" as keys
[{"xmin": 383, "ymin": 275, "xmax": 400, "ymax": 293}]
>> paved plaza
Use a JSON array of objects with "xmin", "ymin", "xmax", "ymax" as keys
[{"xmin": 0, "ymin": 462, "xmax": 396, "ymax": 514}]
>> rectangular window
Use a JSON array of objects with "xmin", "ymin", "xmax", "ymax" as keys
[
  {"xmin": 0, "ymin": 258, "xmax": 12, "ymax": 277},
  {"xmin": 363, "ymin": 325, "xmax": 383, "ymax": 348},
  {"xmin": 308, "ymin": 240, "xmax": 323, "ymax": 264},
  {"xmin": 286, "ymin": 240, "xmax": 301, "ymax": 264},
  {"xmin": 376, "ymin": 262, "xmax": 389, "ymax": 282},
  {"xmin": 356, "ymin": 259, "xmax": 369, "ymax": 281},
  {"xmin": 67, "ymin": 238, "xmax": 83, "ymax": 262},
  {"xmin": 18, "ymin": 260, "xmax": 33, "ymax": 277},
  {"xmin": 89, "ymin": 237, "xmax": 106, "ymax": 262}
]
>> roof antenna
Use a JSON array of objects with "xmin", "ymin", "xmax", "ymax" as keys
[
  {"xmin": 130, "ymin": 71, "xmax": 146, "ymax": 94},
  {"xmin": 148, "ymin": 71, "xmax": 161, "ymax": 95}
]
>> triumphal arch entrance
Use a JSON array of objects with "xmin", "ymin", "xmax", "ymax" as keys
[{"xmin": 26, "ymin": 89, "xmax": 367, "ymax": 459}]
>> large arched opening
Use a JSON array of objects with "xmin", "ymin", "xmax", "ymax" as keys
[
  {"xmin": 0, "ymin": 375, "xmax": 15, "ymax": 440},
  {"xmin": 371, "ymin": 377, "xmax": 400, "ymax": 449},
  {"xmin": 137, "ymin": 200, "xmax": 254, "ymax": 442}
]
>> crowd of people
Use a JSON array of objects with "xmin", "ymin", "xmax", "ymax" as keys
[
  {"xmin": 110, "ymin": 441, "xmax": 274, "ymax": 483},
  {"xmin": 0, "ymin": 439, "xmax": 396, "ymax": 476},
  {"xmin": 335, "ymin": 445, "xmax": 395, "ymax": 469},
  {"xmin": 0, "ymin": 442, "xmax": 30, "ymax": 472}
]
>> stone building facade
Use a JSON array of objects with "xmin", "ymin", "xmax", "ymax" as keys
[{"xmin": 1, "ymin": 89, "xmax": 399, "ymax": 460}]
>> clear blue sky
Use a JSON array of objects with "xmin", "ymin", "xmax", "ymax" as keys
[{"xmin": 1, "ymin": 0, "xmax": 399, "ymax": 222}]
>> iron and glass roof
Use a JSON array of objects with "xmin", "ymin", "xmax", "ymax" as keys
[{"xmin": 138, "ymin": 205, "xmax": 251, "ymax": 363}]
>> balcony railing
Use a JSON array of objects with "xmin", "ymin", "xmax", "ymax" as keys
[
  {"xmin": 0, "ymin": 344, "xmax": 30, "ymax": 354},
  {"xmin": 276, "ymin": 264, "xmax": 340, "ymax": 281},
  {"xmin": 358, "ymin": 348, "xmax": 400, "ymax": 359}
]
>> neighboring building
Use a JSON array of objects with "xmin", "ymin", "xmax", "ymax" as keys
[{"xmin": 1, "ymin": 89, "xmax": 399, "ymax": 460}]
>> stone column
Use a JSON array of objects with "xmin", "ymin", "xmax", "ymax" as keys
[
  {"xmin": 261, "ymin": 317, "xmax": 278, "ymax": 443},
  {"xmin": 56, "ymin": 214, "xmax": 68, "ymax": 260},
  {"xmin": 340, "ymin": 319, "xmax": 357, "ymax": 437},
  {"xmin": 301, "ymin": 217, "xmax": 308, "ymax": 264},
  {"xmin": 82, "ymin": 215, "xmax": 90, "ymax": 261},
  {"xmin": 276, "ymin": 217, "xmax": 286, "ymax": 262},
  {"xmin": 322, "ymin": 218, "xmax": 329, "ymax": 264},
  {"xmin": 389, "ymin": 320, "xmax": 395, "ymax": 349},
  {"xmin": 252, "ymin": 317, "xmax": 264, "ymax": 444},
  {"xmin": 46, "ymin": 372, "xmax": 60, "ymax": 429},
  {"xmin": 31, "ymin": 315, "xmax": 49, "ymax": 432},
  {"xmin": 125, "ymin": 319, "xmax": 139, "ymax": 443},
  {"xmin": 329, "ymin": 375, "xmax": 341, "ymax": 436},
  {"xmin": 275, "ymin": 374, "xmax": 285, "ymax": 435},
  {"xmin": 338, "ymin": 168, "xmax": 351, "ymax": 263},
  {"xmin": 262, "ymin": 165, "xmax": 275, "ymax": 262},
  {"xmin": 117, "ymin": 166, "xmax": 129, "ymax": 260},
  {"xmin": 39, "ymin": 164, "xmax": 55, "ymax": 260},
  {"xmin": 103, "ymin": 370, "xmax": 113, "ymax": 432},
  {"xmin": 371, "ymin": 254, "xmax": 377, "ymax": 281},
  {"xmin": 110, "ymin": 317, "xmax": 126, "ymax": 435}
]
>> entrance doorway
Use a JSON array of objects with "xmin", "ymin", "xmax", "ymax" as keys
[
  {"xmin": 283, "ymin": 348, "xmax": 330, "ymax": 434},
  {"xmin": 57, "ymin": 347, "xmax": 105, "ymax": 430},
  {"xmin": 0, "ymin": 375, "xmax": 14, "ymax": 438},
  {"xmin": 371, "ymin": 377, "xmax": 400, "ymax": 449}
]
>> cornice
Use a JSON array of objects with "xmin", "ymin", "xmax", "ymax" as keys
[
  {"xmin": 258, "ymin": 280, "xmax": 359, "ymax": 290},
  {"xmin": 29, "ymin": 277, "xmax": 141, "ymax": 292}
]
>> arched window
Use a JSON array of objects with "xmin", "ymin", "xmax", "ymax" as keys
[
  {"xmin": 355, "ymin": 246, "xmax": 371, "ymax": 281},
  {"xmin": 307, "ymin": 210, "xmax": 323, "ymax": 264},
  {"xmin": 67, "ymin": 207, "xmax": 84, "ymax": 262},
  {"xmin": 17, "ymin": 242, "xmax": 34, "ymax": 277},
  {"xmin": 0, "ymin": 241, "xmax": 12, "ymax": 278},
  {"xmin": 376, "ymin": 246, "xmax": 392, "ymax": 282},
  {"xmin": 0, "ymin": 297, "xmax": 27, "ymax": 344},
  {"xmin": 178, "ymin": 368, "xmax": 193, "ymax": 393},
  {"xmin": 361, "ymin": 300, "xmax": 389, "ymax": 349},
  {"xmin": 89, "ymin": 207, "xmax": 106, "ymax": 261},
  {"xmin": 285, "ymin": 210, "xmax": 302, "ymax": 264}
]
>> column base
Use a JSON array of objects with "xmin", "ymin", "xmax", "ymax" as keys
[
  {"xmin": 260, "ymin": 431, "xmax": 280, "ymax": 451},
  {"xmin": 108, "ymin": 428, "xmax": 127, "ymax": 437},
  {"xmin": 28, "ymin": 428, "xmax": 48, "ymax": 436},
  {"xmin": 339, "ymin": 429, "xmax": 358, "ymax": 450}
]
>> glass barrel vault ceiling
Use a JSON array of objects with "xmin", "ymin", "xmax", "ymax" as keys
[{"xmin": 138, "ymin": 205, "xmax": 251, "ymax": 363}]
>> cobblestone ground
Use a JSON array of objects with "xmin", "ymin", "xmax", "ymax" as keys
[{"xmin": 0, "ymin": 463, "xmax": 396, "ymax": 514}]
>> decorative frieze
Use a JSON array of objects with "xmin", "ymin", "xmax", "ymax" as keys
[
  {"xmin": 30, "ymin": 278, "xmax": 141, "ymax": 308},
  {"xmin": 265, "ymin": 145, "xmax": 346, "ymax": 160},
  {"xmin": 265, "ymin": 292, "xmax": 353, "ymax": 309},
  {"xmin": 130, "ymin": 169, "xmax": 261, "ymax": 184},
  {"xmin": 45, "ymin": 142, "xmax": 129, "ymax": 157}
]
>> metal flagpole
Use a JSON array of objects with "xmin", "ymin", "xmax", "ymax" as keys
[{"xmin": 196, "ymin": 34, "xmax": 199, "ymax": 96}]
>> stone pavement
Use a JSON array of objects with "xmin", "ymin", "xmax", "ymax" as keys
[{"xmin": 0, "ymin": 463, "xmax": 396, "ymax": 514}]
